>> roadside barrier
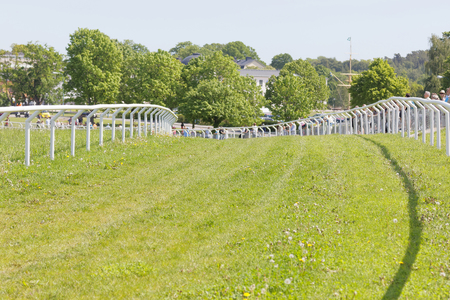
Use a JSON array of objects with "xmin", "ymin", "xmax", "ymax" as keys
[
  {"xmin": 0, "ymin": 104, "xmax": 177, "ymax": 166},
  {"xmin": 179, "ymin": 97, "xmax": 450, "ymax": 156}
]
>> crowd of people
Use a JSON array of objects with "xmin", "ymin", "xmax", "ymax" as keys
[{"xmin": 424, "ymin": 87, "xmax": 450, "ymax": 102}]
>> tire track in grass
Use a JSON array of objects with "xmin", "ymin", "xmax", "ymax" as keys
[{"xmin": 360, "ymin": 136, "xmax": 422, "ymax": 300}]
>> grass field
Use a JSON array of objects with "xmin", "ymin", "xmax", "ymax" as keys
[{"xmin": 1, "ymin": 129, "xmax": 450, "ymax": 299}]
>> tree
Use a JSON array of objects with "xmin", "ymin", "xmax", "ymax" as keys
[
  {"xmin": 221, "ymin": 41, "xmax": 262, "ymax": 62},
  {"xmin": 178, "ymin": 52, "xmax": 265, "ymax": 127},
  {"xmin": 65, "ymin": 28, "xmax": 123, "ymax": 105},
  {"xmin": 118, "ymin": 48, "xmax": 183, "ymax": 107},
  {"xmin": 266, "ymin": 59, "xmax": 328, "ymax": 120},
  {"xmin": 0, "ymin": 43, "xmax": 64, "ymax": 105},
  {"xmin": 349, "ymin": 58, "xmax": 409, "ymax": 107},
  {"xmin": 169, "ymin": 41, "xmax": 201, "ymax": 59},
  {"xmin": 270, "ymin": 53, "xmax": 293, "ymax": 70},
  {"xmin": 281, "ymin": 59, "xmax": 329, "ymax": 103},
  {"xmin": 425, "ymin": 32, "xmax": 450, "ymax": 91}
]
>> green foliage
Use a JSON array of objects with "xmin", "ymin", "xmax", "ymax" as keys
[
  {"xmin": 178, "ymin": 52, "xmax": 265, "ymax": 127},
  {"xmin": 349, "ymin": 58, "xmax": 409, "ymax": 107},
  {"xmin": 270, "ymin": 53, "xmax": 293, "ymax": 70},
  {"xmin": 425, "ymin": 32, "xmax": 450, "ymax": 91},
  {"xmin": 409, "ymin": 81, "xmax": 424, "ymax": 97},
  {"xmin": 314, "ymin": 65, "xmax": 349, "ymax": 108},
  {"xmin": 266, "ymin": 59, "xmax": 328, "ymax": 121},
  {"xmin": 65, "ymin": 28, "xmax": 123, "ymax": 105},
  {"xmin": 118, "ymin": 47, "xmax": 183, "ymax": 107},
  {"xmin": 169, "ymin": 41, "xmax": 201, "ymax": 60},
  {"xmin": 221, "ymin": 41, "xmax": 262, "ymax": 62},
  {"xmin": 0, "ymin": 43, "xmax": 64, "ymax": 105}
]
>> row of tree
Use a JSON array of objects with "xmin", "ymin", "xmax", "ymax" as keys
[
  {"xmin": 1, "ymin": 29, "xmax": 449, "ymax": 125},
  {"xmin": 0, "ymin": 28, "xmax": 328, "ymax": 125}
]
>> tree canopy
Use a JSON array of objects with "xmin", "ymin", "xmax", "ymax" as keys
[
  {"xmin": 118, "ymin": 47, "xmax": 183, "ymax": 107},
  {"xmin": 65, "ymin": 28, "xmax": 123, "ymax": 105},
  {"xmin": 0, "ymin": 43, "xmax": 64, "ymax": 105},
  {"xmin": 265, "ymin": 59, "xmax": 328, "ymax": 121},
  {"xmin": 348, "ymin": 58, "xmax": 409, "ymax": 107},
  {"xmin": 178, "ymin": 52, "xmax": 265, "ymax": 127},
  {"xmin": 270, "ymin": 53, "xmax": 293, "ymax": 70}
]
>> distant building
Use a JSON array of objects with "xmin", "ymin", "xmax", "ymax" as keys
[
  {"xmin": 239, "ymin": 69, "xmax": 280, "ymax": 94},
  {"xmin": 235, "ymin": 57, "xmax": 266, "ymax": 69}
]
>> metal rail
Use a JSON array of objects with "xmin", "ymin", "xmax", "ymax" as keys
[
  {"xmin": 177, "ymin": 97, "xmax": 450, "ymax": 157},
  {"xmin": 0, "ymin": 104, "xmax": 177, "ymax": 166}
]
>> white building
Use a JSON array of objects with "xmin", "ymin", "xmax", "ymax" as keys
[{"xmin": 239, "ymin": 69, "xmax": 280, "ymax": 94}]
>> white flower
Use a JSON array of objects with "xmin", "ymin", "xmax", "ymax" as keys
[
  {"xmin": 289, "ymin": 254, "xmax": 295, "ymax": 259},
  {"xmin": 321, "ymin": 259, "xmax": 325, "ymax": 263},
  {"xmin": 293, "ymin": 230, "xmax": 297, "ymax": 233},
  {"xmin": 269, "ymin": 254, "xmax": 274, "ymax": 258},
  {"xmin": 393, "ymin": 219, "xmax": 398, "ymax": 223},
  {"xmin": 380, "ymin": 188, "xmax": 383, "ymax": 191},
  {"xmin": 440, "ymin": 272, "xmax": 446, "ymax": 277},
  {"xmin": 436, "ymin": 202, "xmax": 440, "ymax": 205},
  {"xmin": 288, "ymin": 236, "xmax": 293, "ymax": 241},
  {"xmin": 261, "ymin": 288, "xmax": 266, "ymax": 294},
  {"xmin": 249, "ymin": 284, "xmax": 255, "ymax": 291},
  {"xmin": 274, "ymin": 264, "xmax": 278, "ymax": 268},
  {"xmin": 269, "ymin": 259, "xmax": 275, "ymax": 263},
  {"xmin": 284, "ymin": 278, "xmax": 291, "ymax": 284},
  {"xmin": 299, "ymin": 242, "xmax": 304, "ymax": 247},
  {"xmin": 294, "ymin": 202, "xmax": 299, "ymax": 207},
  {"xmin": 302, "ymin": 257, "xmax": 307, "ymax": 261},
  {"xmin": 336, "ymin": 230, "xmax": 340, "ymax": 234}
]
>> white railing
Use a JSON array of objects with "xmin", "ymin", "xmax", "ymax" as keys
[
  {"xmin": 178, "ymin": 97, "xmax": 450, "ymax": 156},
  {"xmin": 0, "ymin": 104, "xmax": 177, "ymax": 166}
]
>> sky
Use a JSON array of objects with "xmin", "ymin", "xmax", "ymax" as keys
[{"xmin": 2, "ymin": 0, "xmax": 449, "ymax": 64}]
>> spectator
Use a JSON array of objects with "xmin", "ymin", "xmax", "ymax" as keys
[
  {"xmin": 205, "ymin": 127, "xmax": 211, "ymax": 139},
  {"xmin": 444, "ymin": 88, "xmax": 450, "ymax": 103},
  {"xmin": 424, "ymin": 91, "xmax": 431, "ymax": 100},
  {"xmin": 439, "ymin": 90, "xmax": 446, "ymax": 101},
  {"xmin": 431, "ymin": 93, "xmax": 439, "ymax": 100}
]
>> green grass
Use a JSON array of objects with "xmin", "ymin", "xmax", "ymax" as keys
[{"xmin": 1, "ymin": 130, "xmax": 450, "ymax": 299}]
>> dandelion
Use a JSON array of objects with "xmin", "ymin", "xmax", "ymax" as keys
[
  {"xmin": 299, "ymin": 258, "xmax": 305, "ymax": 262},
  {"xmin": 393, "ymin": 219, "xmax": 398, "ymax": 223},
  {"xmin": 243, "ymin": 292, "xmax": 250, "ymax": 297},
  {"xmin": 399, "ymin": 261, "xmax": 404, "ymax": 265},
  {"xmin": 284, "ymin": 278, "xmax": 291, "ymax": 284},
  {"xmin": 307, "ymin": 244, "xmax": 312, "ymax": 247},
  {"xmin": 242, "ymin": 238, "xmax": 245, "ymax": 240},
  {"xmin": 289, "ymin": 254, "xmax": 295, "ymax": 259}
]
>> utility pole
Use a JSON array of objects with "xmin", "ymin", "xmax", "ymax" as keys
[{"xmin": 339, "ymin": 37, "xmax": 359, "ymax": 108}]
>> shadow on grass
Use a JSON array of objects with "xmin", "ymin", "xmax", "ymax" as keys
[{"xmin": 360, "ymin": 136, "xmax": 422, "ymax": 300}]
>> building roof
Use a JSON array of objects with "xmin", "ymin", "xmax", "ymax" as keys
[
  {"xmin": 239, "ymin": 69, "xmax": 280, "ymax": 78},
  {"xmin": 235, "ymin": 57, "xmax": 265, "ymax": 69},
  {"xmin": 181, "ymin": 53, "xmax": 201, "ymax": 65}
]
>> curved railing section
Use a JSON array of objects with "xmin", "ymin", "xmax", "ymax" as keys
[
  {"xmin": 0, "ymin": 104, "xmax": 177, "ymax": 166},
  {"xmin": 176, "ymin": 97, "xmax": 450, "ymax": 157}
]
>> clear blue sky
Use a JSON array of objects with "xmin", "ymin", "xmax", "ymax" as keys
[{"xmin": 2, "ymin": 0, "xmax": 449, "ymax": 64}]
